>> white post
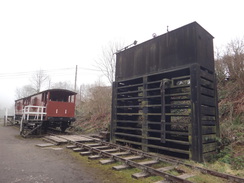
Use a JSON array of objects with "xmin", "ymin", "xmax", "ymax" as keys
[
  {"xmin": 13, "ymin": 106, "xmax": 15, "ymax": 122},
  {"xmin": 41, "ymin": 107, "xmax": 43, "ymax": 120},
  {"xmin": 4, "ymin": 108, "xmax": 8, "ymax": 126},
  {"xmin": 27, "ymin": 106, "xmax": 30, "ymax": 121}
]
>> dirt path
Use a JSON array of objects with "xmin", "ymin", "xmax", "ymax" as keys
[{"xmin": 0, "ymin": 121, "xmax": 105, "ymax": 183}]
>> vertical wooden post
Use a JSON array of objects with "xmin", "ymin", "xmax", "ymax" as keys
[
  {"xmin": 190, "ymin": 64, "xmax": 203, "ymax": 162},
  {"xmin": 214, "ymin": 74, "xmax": 220, "ymax": 138},
  {"xmin": 110, "ymin": 82, "xmax": 117, "ymax": 143},
  {"xmin": 142, "ymin": 76, "xmax": 148, "ymax": 152}
]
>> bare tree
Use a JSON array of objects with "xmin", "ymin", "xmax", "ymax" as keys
[
  {"xmin": 95, "ymin": 41, "xmax": 124, "ymax": 85},
  {"xmin": 15, "ymin": 85, "xmax": 36, "ymax": 99},
  {"xmin": 75, "ymin": 81, "xmax": 112, "ymax": 131},
  {"xmin": 224, "ymin": 38, "xmax": 244, "ymax": 85},
  {"xmin": 216, "ymin": 38, "xmax": 244, "ymax": 86},
  {"xmin": 30, "ymin": 69, "xmax": 49, "ymax": 92},
  {"xmin": 51, "ymin": 81, "xmax": 73, "ymax": 90}
]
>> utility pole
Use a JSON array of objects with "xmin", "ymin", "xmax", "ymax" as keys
[
  {"xmin": 74, "ymin": 65, "xmax": 78, "ymax": 91},
  {"xmin": 80, "ymin": 85, "xmax": 82, "ymax": 101}
]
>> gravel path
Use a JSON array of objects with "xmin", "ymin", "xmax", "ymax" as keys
[{"xmin": 0, "ymin": 121, "xmax": 104, "ymax": 183}]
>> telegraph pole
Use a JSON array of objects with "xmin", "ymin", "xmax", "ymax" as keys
[{"xmin": 74, "ymin": 65, "xmax": 78, "ymax": 91}]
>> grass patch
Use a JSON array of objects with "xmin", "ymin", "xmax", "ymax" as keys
[{"xmin": 188, "ymin": 174, "xmax": 228, "ymax": 183}]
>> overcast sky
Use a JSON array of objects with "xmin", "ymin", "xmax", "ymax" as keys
[{"xmin": 0, "ymin": 0, "xmax": 244, "ymax": 108}]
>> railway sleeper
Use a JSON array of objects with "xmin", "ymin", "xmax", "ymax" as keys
[
  {"xmin": 88, "ymin": 155, "xmax": 102, "ymax": 160},
  {"xmin": 138, "ymin": 160, "xmax": 159, "ymax": 166},
  {"xmin": 80, "ymin": 151, "xmax": 93, "ymax": 156},
  {"xmin": 100, "ymin": 159, "xmax": 116, "ymax": 165},
  {"xmin": 73, "ymin": 147, "xmax": 86, "ymax": 152},
  {"xmin": 113, "ymin": 164, "xmax": 130, "ymax": 170},
  {"xmin": 66, "ymin": 145, "xmax": 77, "ymax": 149},
  {"xmin": 132, "ymin": 171, "xmax": 150, "ymax": 179}
]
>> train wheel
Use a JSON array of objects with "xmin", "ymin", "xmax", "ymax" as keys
[
  {"xmin": 60, "ymin": 126, "xmax": 67, "ymax": 133},
  {"xmin": 20, "ymin": 128, "xmax": 29, "ymax": 137}
]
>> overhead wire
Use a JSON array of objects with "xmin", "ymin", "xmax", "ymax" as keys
[{"xmin": 0, "ymin": 66, "xmax": 103, "ymax": 79}]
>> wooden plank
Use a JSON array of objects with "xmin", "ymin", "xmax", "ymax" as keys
[
  {"xmin": 99, "ymin": 159, "xmax": 115, "ymax": 165},
  {"xmin": 88, "ymin": 155, "xmax": 101, "ymax": 159},
  {"xmin": 200, "ymin": 87, "xmax": 214, "ymax": 97},
  {"xmin": 117, "ymin": 112, "xmax": 143, "ymax": 115},
  {"xmin": 117, "ymin": 83, "xmax": 143, "ymax": 89},
  {"xmin": 116, "ymin": 126, "xmax": 142, "ymax": 131},
  {"xmin": 147, "ymin": 137, "xmax": 189, "ymax": 145},
  {"xmin": 177, "ymin": 173, "xmax": 195, "ymax": 179},
  {"xmin": 58, "ymin": 135, "xmax": 94, "ymax": 142},
  {"xmin": 201, "ymin": 95, "xmax": 215, "ymax": 106},
  {"xmin": 157, "ymin": 166, "xmax": 175, "ymax": 172},
  {"xmin": 80, "ymin": 151, "xmax": 92, "ymax": 156},
  {"xmin": 46, "ymin": 136, "xmax": 68, "ymax": 143},
  {"xmin": 49, "ymin": 136, "xmax": 68, "ymax": 142},
  {"xmin": 73, "ymin": 148, "xmax": 85, "ymax": 152},
  {"xmin": 132, "ymin": 172, "xmax": 150, "ymax": 179},
  {"xmin": 36, "ymin": 143, "xmax": 54, "ymax": 147},
  {"xmin": 201, "ymin": 105, "xmax": 215, "ymax": 115},
  {"xmin": 115, "ymin": 138, "xmax": 143, "ymax": 147},
  {"xmin": 146, "ymin": 144, "xmax": 189, "ymax": 155},
  {"xmin": 66, "ymin": 145, "xmax": 77, "ymax": 149},
  {"xmin": 203, "ymin": 142, "xmax": 217, "ymax": 153},
  {"xmin": 113, "ymin": 164, "xmax": 130, "ymax": 170},
  {"xmin": 201, "ymin": 120, "xmax": 216, "ymax": 126},
  {"xmin": 201, "ymin": 78, "xmax": 214, "ymax": 89},
  {"xmin": 201, "ymin": 116, "xmax": 215, "ymax": 121},
  {"xmin": 138, "ymin": 160, "xmax": 158, "ymax": 166},
  {"xmin": 202, "ymin": 126, "xmax": 216, "ymax": 135},
  {"xmin": 200, "ymin": 69, "xmax": 214, "ymax": 81},
  {"xmin": 202, "ymin": 134, "xmax": 217, "ymax": 144},
  {"xmin": 115, "ymin": 132, "xmax": 142, "ymax": 138}
]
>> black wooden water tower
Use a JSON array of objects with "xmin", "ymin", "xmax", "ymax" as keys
[{"xmin": 110, "ymin": 22, "xmax": 219, "ymax": 162}]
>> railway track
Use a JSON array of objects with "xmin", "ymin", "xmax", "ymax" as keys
[{"xmin": 43, "ymin": 134, "xmax": 244, "ymax": 183}]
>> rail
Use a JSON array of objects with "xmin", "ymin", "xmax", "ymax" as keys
[{"xmin": 45, "ymin": 134, "xmax": 244, "ymax": 183}]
